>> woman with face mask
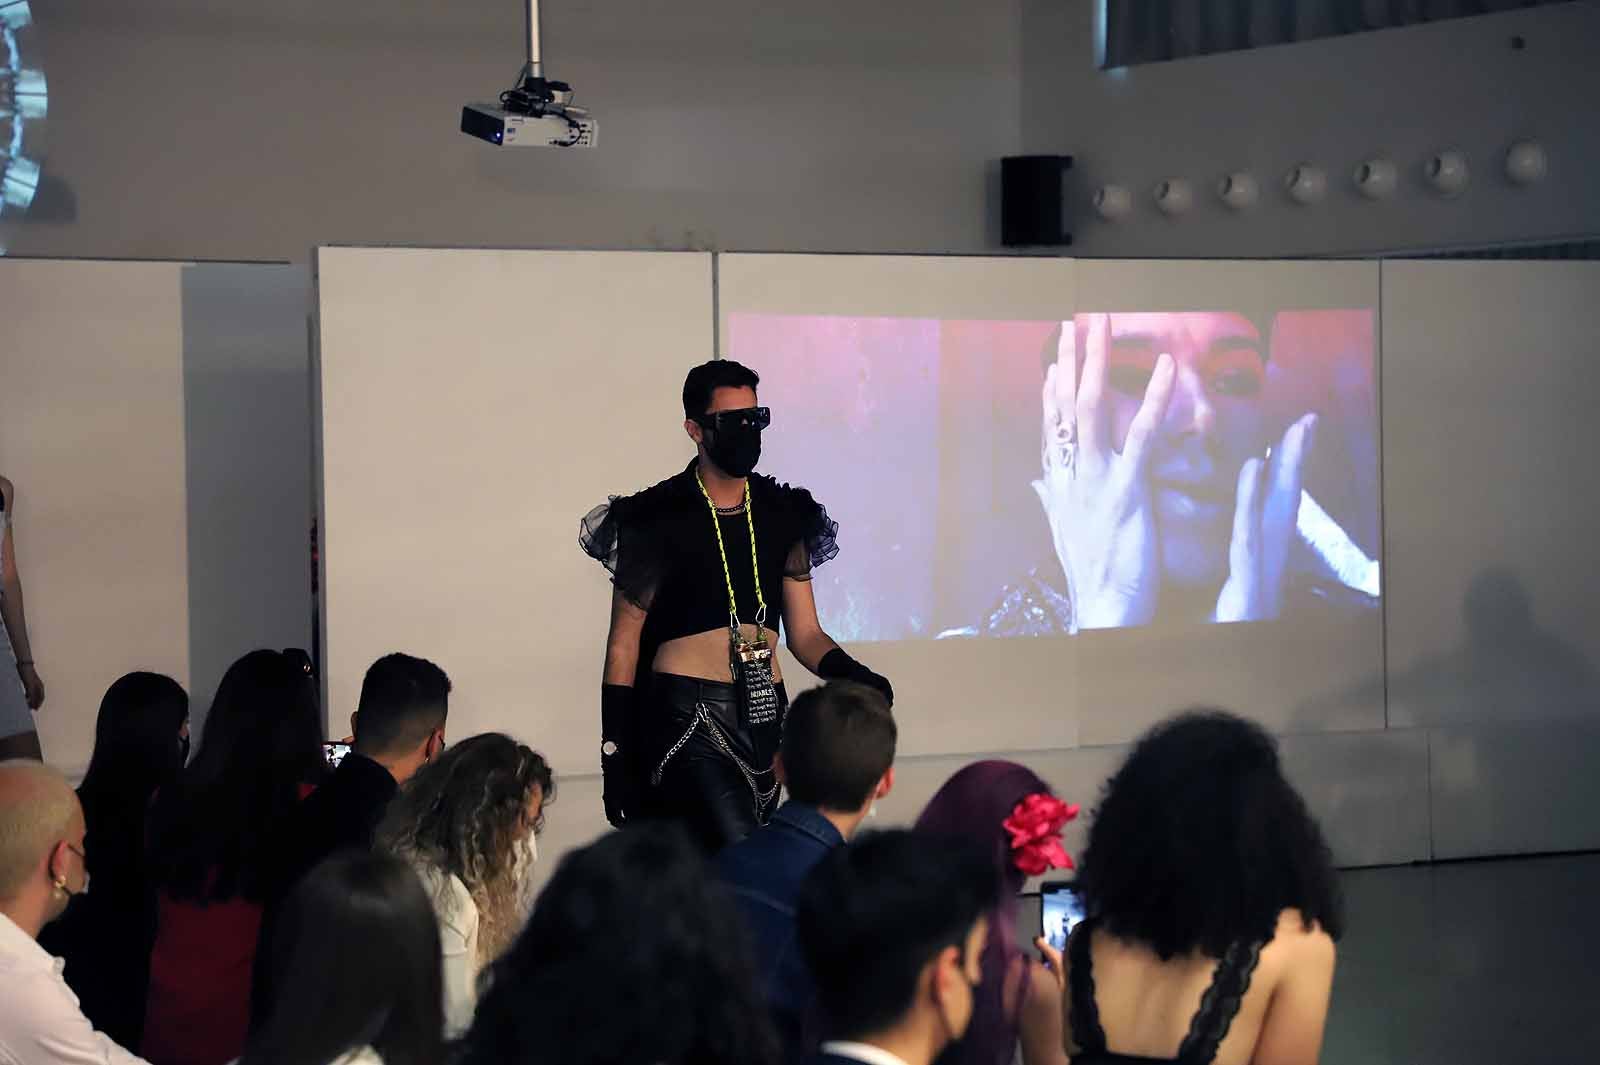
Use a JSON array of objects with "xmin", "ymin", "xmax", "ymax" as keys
[
  {"xmin": 37, "ymin": 672, "xmax": 190, "ymax": 1051},
  {"xmin": 580, "ymin": 359, "xmax": 891, "ymax": 854},
  {"xmin": 376, "ymin": 732, "xmax": 553, "ymax": 1037}
]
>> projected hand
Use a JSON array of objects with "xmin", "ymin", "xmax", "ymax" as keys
[
  {"xmin": 1213, "ymin": 413, "xmax": 1318, "ymax": 623},
  {"xmin": 1034, "ymin": 313, "xmax": 1176, "ymax": 631}
]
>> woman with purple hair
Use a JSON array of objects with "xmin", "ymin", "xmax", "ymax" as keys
[{"xmin": 914, "ymin": 760, "xmax": 1078, "ymax": 1065}]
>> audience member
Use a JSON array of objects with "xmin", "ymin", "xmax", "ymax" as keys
[
  {"xmin": 0, "ymin": 759, "xmax": 148, "ymax": 1064},
  {"xmin": 717, "ymin": 680, "xmax": 897, "ymax": 1052},
  {"xmin": 36, "ymin": 673, "xmax": 188, "ymax": 1050},
  {"xmin": 142, "ymin": 650, "xmax": 327, "ymax": 1065},
  {"xmin": 281, "ymin": 653, "xmax": 450, "ymax": 895},
  {"xmin": 915, "ymin": 761, "xmax": 1079, "ymax": 1065},
  {"xmin": 377, "ymin": 732, "xmax": 551, "ymax": 1035},
  {"xmin": 457, "ymin": 825, "xmax": 780, "ymax": 1065},
  {"xmin": 797, "ymin": 829, "xmax": 999, "ymax": 1065},
  {"xmin": 241, "ymin": 852, "xmax": 443, "ymax": 1065},
  {"xmin": 1045, "ymin": 711, "xmax": 1341, "ymax": 1065}
]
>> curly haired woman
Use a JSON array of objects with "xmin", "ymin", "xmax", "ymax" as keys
[
  {"xmin": 1041, "ymin": 711, "xmax": 1343, "ymax": 1065},
  {"xmin": 377, "ymin": 733, "xmax": 554, "ymax": 1035}
]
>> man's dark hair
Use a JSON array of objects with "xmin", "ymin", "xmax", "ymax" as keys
[
  {"xmin": 353, "ymin": 654, "xmax": 451, "ymax": 757},
  {"xmin": 798, "ymin": 829, "xmax": 998, "ymax": 1042},
  {"xmin": 683, "ymin": 359, "xmax": 760, "ymax": 419},
  {"xmin": 781, "ymin": 681, "xmax": 896, "ymax": 811},
  {"xmin": 1076, "ymin": 709, "xmax": 1343, "ymax": 961}
]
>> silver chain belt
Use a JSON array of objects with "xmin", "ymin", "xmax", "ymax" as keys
[{"xmin": 653, "ymin": 702, "xmax": 780, "ymax": 815}]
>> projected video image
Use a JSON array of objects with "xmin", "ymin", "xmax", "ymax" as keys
[{"xmin": 728, "ymin": 309, "xmax": 1380, "ymax": 642}]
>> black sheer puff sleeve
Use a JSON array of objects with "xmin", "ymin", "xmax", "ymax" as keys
[
  {"xmin": 772, "ymin": 483, "xmax": 839, "ymax": 580},
  {"xmin": 579, "ymin": 493, "xmax": 665, "ymax": 611}
]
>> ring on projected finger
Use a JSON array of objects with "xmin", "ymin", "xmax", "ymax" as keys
[{"xmin": 1050, "ymin": 413, "xmax": 1078, "ymax": 479}]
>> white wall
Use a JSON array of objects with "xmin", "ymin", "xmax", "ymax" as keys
[
  {"xmin": 14, "ymin": 250, "xmax": 1597, "ymax": 870},
  {"xmin": 1022, "ymin": 1, "xmax": 1600, "ymax": 257},
  {"xmin": 0, "ymin": 259, "xmax": 313, "ymax": 771},
  {"xmin": 0, "ymin": 261, "xmax": 193, "ymax": 769},
  {"xmin": 315, "ymin": 247, "xmax": 714, "ymax": 767},
  {"xmin": 333, "ymin": 249, "xmax": 1594, "ymax": 875},
  {"xmin": 1380, "ymin": 260, "xmax": 1600, "ymax": 858},
  {"xmin": 0, "ymin": 0, "xmax": 1022, "ymax": 262},
  {"xmin": 10, "ymin": 3, "xmax": 1591, "ymax": 266}
]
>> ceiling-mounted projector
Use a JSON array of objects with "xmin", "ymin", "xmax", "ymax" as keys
[
  {"xmin": 461, "ymin": 94, "xmax": 594, "ymax": 149},
  {"xmin": 461, "ymin": 0, "xmax": 595, "ymax": 149}
]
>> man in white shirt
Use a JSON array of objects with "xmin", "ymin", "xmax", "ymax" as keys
[
  {"xmin": 796, "ymin": 829, "xmax": 998, "ymax": 1065},
  {"xmin": 0, "ymin": 760, "xmax": 148, "ymax": 1065}
]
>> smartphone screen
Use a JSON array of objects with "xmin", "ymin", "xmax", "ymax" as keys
[
  {"xmin": 1040, "ymin": 880, "xmax": 1085, "ymax": 952},
  {"xmin": 323, "ymin": 741, "xmax": 351, "ymax": 769}
]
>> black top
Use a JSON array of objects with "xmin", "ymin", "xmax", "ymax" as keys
[
  {"xmin": 581, "ymin": 460, "xmax": 838, "ymax": 665},
  {"xmin": 276, "ymin": 752, "xmax": 399, "ymax": 897},
  {"xmin": 1066, "ymin": 919, "xmax": 1263, "ymax": 1065}
]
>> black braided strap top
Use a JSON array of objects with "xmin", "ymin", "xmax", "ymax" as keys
[{"xmin": 1066, "ymin": 918, "xmax": 1263, "ymax": 1065}]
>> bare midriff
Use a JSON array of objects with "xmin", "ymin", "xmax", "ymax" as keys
[{"xmin": 652, "ymin": 624, "xmax": 782, "ymax": 685}]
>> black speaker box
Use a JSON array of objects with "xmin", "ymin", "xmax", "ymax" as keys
[{"xmin": 1001, "ymin": 155, "xmax": 1074, "ymax": 247}]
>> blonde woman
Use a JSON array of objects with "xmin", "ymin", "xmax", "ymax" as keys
[
  {"xmin": 377, "ymin": 732, "xmax": 553, "ymax": 1035},
  {"xmin": 1, "ymin": 475, "xmax": 46, "ymax": 761}
]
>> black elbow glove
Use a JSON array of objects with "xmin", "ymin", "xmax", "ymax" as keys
[
  {"xmin": 818, "ymin": 648, "xmax": 894, "ymax": 707},
  {"xmin": 601, "ymin": 684, "xmax": 638, "ymax": 828}
]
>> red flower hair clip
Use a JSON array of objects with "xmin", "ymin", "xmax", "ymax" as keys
[{"xmin": 1003, "ymin": 792, "xmax": 1079, "ymax": 877}]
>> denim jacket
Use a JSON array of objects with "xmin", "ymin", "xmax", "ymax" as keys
[{"xmin": 715, "ymin": 801, "xmax": 845, "ymax": 1047}]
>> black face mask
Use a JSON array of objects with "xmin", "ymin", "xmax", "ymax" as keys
[{"xmin": 705, "ymin": 425, "xmax": 762, "ymax": 479}]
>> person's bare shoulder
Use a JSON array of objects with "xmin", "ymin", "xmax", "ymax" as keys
[{"xmin": 1265, "ymin": 908, "xmax": 1337, "ymax": 969}]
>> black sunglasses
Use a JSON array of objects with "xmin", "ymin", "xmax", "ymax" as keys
[{"xmin": 695, "ymin": 406, "xmax": 770, "ymax": 433}]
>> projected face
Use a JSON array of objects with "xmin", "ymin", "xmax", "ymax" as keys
[
  {"xmin": 727, "ymin": 306, "xmax": 1379, "ymax": 640},
  {"xmin": 1098, "ymin": 312, "xmax": 1267, "ymax": 588}
]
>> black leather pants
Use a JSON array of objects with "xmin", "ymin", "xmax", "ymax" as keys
[{"xmin": 648, "ymin": 672, "xmax": 787, "ymax": 854}]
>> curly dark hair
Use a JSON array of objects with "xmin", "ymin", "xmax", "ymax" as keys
[
  {"xmin": 1076, "ymin": 710, "xmax": 1343, "ymax": 961},
  {"xmin": 456, "ymin": 825, "xmax": 779, "ymax": 1065}
]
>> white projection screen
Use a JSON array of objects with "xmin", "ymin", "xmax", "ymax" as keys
[
  {"xmin": 720, "ymin": 255, "xmax": 1385, "ymax": 750},
  {"xmin": 316, "ymin": 248, "xmax": 714, "ymax": 801}
]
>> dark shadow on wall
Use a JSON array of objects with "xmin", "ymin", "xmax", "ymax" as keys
[
  {"xmin": 1297, "ymin": 566, "xmax": 1600, "ymax": 730},
  {"xmin": 180, "ymin": 262, "xmax": 313, "ymax": 735}
]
